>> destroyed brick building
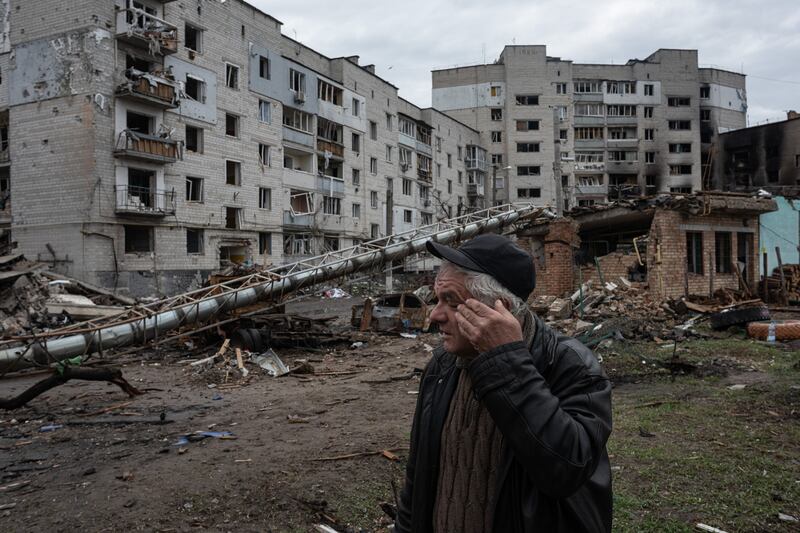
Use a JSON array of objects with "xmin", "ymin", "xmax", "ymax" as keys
[
  {"xmin": 0, "ymin": 0, "xmax": 488, "ymax": 296},
  {"xmin": 520, "ymin": 192, "xmax": 778, "ymax": 300}
]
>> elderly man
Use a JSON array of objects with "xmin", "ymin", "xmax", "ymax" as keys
[{"xmin": 395, "ymin": 234, "xmax": 612, "ymax": 533}]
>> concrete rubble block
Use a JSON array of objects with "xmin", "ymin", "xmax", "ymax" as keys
[
  {"xmin": 530, "ymin": 295, "xmax": 557, "ymax": 315},
  {"xmin": 548, "ymin": 298, "xmax": 573, "ymax": 320}
]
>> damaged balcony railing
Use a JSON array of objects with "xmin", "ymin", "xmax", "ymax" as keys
[
  {"xmin": 608, "ymin": 184, "xmax": 642, "ymax": 199},
  {"xmin": 0, "ymin": 203, "xmax": 550, "ymax": 373},
  {"xmin": 465, "ymin": 157, "xmax": 488, "ymax": 172},
  {"xmin": 467, "ymin": 183, "xmax": 485, "ymax": 197},
  {"xmin": 317, "ymin": 139, "xmax": 344, "ymax": 159},
  {"xmin": 116, "ymin": 3, "xmax": 178, "ymax": 55},
  {"xmin": 114, "ymin": 130, "xmax": 183, "ymax": 163},
  {"xmin": 115, "ymin": 185, "xmax": 176, "ymax": 216},
  {"xmin": 116, "ymin": 68, "xmax": 180, "ymax": 108}
]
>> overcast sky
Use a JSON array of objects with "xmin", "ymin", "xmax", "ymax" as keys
[{"xmin": 251, "ymin": 0, "xmax": 799, "ymax": 126}]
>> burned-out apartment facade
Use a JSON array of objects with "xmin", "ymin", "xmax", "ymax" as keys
[
  {"xmin": 0, "ymin": 0, "xmax": 487, "ymax": 295},
  {"xmin": 432, "ymin": 46, "xmax": 747, "ymax": 210}
]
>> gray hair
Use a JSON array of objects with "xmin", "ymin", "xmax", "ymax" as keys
[{"xmin": 439, "ymin": 261, "xmax": 528, "ymax": 319}]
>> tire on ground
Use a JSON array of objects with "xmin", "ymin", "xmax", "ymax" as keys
[
  {"xmin": 747, "ymin": 320, "xmax": 800, "ymax": 341},
  {"xmin": 230, "ymin": 329, "xmax": 256, "ymax": 351},
  {"xmin": 709, "ymin": 306, "xmax": 771, "ymax": 330},
  {"xmin": 245, "ymin": 328, "xmax": 265, "ymax": 352}
]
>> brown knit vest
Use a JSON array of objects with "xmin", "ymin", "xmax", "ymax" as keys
[{"xmin": 433, "ymin": 369, "xmax": 505, "ymax": 533}]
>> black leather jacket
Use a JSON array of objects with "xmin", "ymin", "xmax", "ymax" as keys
[{"xmin": 396, "ymin": 315, "xmax": 613, "ymax": 533}]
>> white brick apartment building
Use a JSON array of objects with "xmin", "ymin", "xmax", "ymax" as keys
[
  {"xmin": 432, "ymin": 45, "xmax": 747, "ymax": 210},
  {"xmin": 0, "ymin": 0, "xmax": 486, "ymax": 296}
]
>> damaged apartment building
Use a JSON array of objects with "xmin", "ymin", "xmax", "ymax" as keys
[
  {"xmin": 0, "ymin": 0, "xmax": 487, "ymax": 295},
  {"xmin": 432, "ymin": 46, "xmax": 747, "ymax": 210}
]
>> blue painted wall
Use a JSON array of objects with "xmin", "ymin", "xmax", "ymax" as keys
[
  {"xmin": 248, "ymin": 43, "xmax": 318, "ymax": 115},
  {"xmin": 760, "ymin": 196, "xmax": 800, "ymax": 272}
]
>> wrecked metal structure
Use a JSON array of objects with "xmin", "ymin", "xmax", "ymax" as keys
[{"xmin": 519, "ymin": 193, "xmax": 777, "ymax": 300}]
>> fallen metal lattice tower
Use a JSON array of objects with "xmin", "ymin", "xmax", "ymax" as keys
[{"xmin": 0, "ymin": 203, "xmax": 548, "ymax": 373}]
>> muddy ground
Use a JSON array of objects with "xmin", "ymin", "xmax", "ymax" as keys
[{"xmin": 0, "ymin": 296, "xmax": 798, "ymax": 532}]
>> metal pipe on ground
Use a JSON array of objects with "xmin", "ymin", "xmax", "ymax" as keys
[{"xmin": 0, "ymin": 204, "xmax": 543, "ymax": 373}]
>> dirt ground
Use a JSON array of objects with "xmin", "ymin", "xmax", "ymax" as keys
[{"xmin": 0, "ymin": 296, "xmax": 798, "ymax": 532}]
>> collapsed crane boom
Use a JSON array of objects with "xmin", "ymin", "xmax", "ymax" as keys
[{"xmin": 0, "ymin": 203, "xmax": 547, "ymax": 373}]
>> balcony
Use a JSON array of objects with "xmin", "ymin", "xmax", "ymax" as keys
[
  {"xmin": 608, "ymin": 184, "xmax": 642, "ymax": 199},
  {"xmin": 574, "ymin": 184, "xmax": 608, "ymax": 196},
  {"xmin": 574, "ymin": 116, "xmax": 605, "ymax": 126},
  {"xmin": 417, "ymin": 168, "xmax": 432, "ymax": 181},
  {"xmin": 283, "ymin": 210, "xmax": 314, "ymax": 227},
  {"xmin": 115, "ymin": 5, "xmax": 178, "ymax": 55},
  {"xmin": 317, "ymin": 139, "xmax": 344, "ymax": 159},
  {"xmin": 573, "ymin": 93, "xmax": 603, "ymax": 102},
  {"xmin": 606, "ymin": 160, "xmax": 640, "ymax": 173},
  {"xmin": 114, "ymin": 130, "xmax": 182, "ymax": 163},
  {"xmin": 399, "ymin": 132, "xmax": 416, "ymax": 148},
  {"xmin": 317, "ymin": 175, "xmax": 345, "ymax": 196},
  {"xmin": 115, "ymin": 185, "xmax": 176, "ymax": 216},
  {"xmin": 465, "ymin": 157, "xmax": 488, "ymax": 172},
  {"xmin": 606, "ymin": 116, "xmax": 638, "ymax": 125},
  {"xmin": 283, "ymin": 126, "xmax": 314, "ymax": 148},
  {"xmin": 606, "ymin": 138, "xmax": 639, "ymax": 148},
  {"xmin": 574, "ymin": 162, "xmax": 605, "ymax": 173},
  {"xmin": 116, "ymin": 69, "xmax": 179, "ymax": 108},
  {"xmin": 574, "ymin": 139, "xmax": 605, "ymax": 149},
  {"xmin": 467, "ymin": 183, "xmax": 485, "ymax": 197},
  {"xmin": 415, "ymin": 141, "xmax": 433, "ymax": 157}
]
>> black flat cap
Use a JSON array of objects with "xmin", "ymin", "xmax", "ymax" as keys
[{"xmin": 426, "ymin": 234, "xmax": 536, "ymax": 301}]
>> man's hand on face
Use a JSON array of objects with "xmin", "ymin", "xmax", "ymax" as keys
[{"xmin": 455, "ymin": 298, "xmax": 524, "ymax": 355}]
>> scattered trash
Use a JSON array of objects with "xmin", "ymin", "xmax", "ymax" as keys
[
  {"xmin": 727, "ymin": 384, "xmax": 747, "ymax": 391},
  {"xmin": 314, "ymin": 525, "xmax": 340, "ymax": 533},
  {"xmin": 399, "ymin": 332, "xmax": 418, "ymax": 339},
  {"xmin": 173, "ymin": 431, "xmax": 235, "ymax": 446},
  {"xmin": 39, "ymin": 424, "xmax": 63, "ymax": 433},
  {"xmin": 696, "ymin": 524, "xmax": 730, "ymax": 533},
  {"xmin": 350, "ymin": 341, "xmax": 365, "ymax": 349},
  {"xmin": 322, "ymin": 288, "xmax": 348, "ymax": 299},
  {"xmin": 287, "ymin": 414, "xmax": 310, "ymax": 424},
  {"xmin": 252, "ymin": 349, "xmax": 290, "ymax": 377},
  {"xmin": 778, "ymin": 512, "xmax": 798, "ymax": 522},
  {"xmin": 212, "ymin": 393, "xmax": 223, "ymax": 401},
  {"xmin": 116, "ymin": 470, "xmax": 134, "ymax": 482}
]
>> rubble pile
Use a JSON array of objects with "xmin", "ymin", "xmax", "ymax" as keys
[
  {"xmin": 765, "ymin": 263, "xmax": 800, "ymax": 302},
  {"xmin": 0, "ymin": 255, "xmax": 134, "ymax": 337}
]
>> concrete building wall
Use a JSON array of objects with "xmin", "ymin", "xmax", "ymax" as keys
[{"xmin": 760, "ymin": 196, "xmax": 800, "ymax": 269}]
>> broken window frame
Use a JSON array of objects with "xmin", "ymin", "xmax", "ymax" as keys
[
  {"xmin": 370, "ymin": 191, "xmax": 379, "ymax": 209},
  {"xmin": 322, "ymin": 196, "xmax": 341, "ymax": 215},
  {"xmin": 318, "ymin": 79, "xmax": 343, "ymax": 105},
  {"xmin": 643, "ymin": 84, "xmax": 654, "ymax": 96},
  {"xmin": 606, "ymin": 81, "xmax": 636, "ymax": 95},
  {"xmin": 575, "ymin": 103, "xmax": 604, "ymax": 117},
  {"xmin": 490, "ymin": 108, "xmax": 503, "ymax": 121},
  {"xmin": 575, "ymin": 127, "xmax": 603, "ymax": 140},
  {"xmin": 225, "ymin": 160, "xmax": 241, "ymax": 186},
  {"xmin": 491, "ymin": 131, "xmax": 503, "ymax": 143},
  {"xmin": 669, "ymin": 164, "xmax": 692, "ymax": 175},
  {"xmin": 574, "ymin": 151, "xmax": 604, "ymax": 163},
  {"xmin": 283, "ymin": 107, "xmax": 313, "ymax": 133},
  {"xmin": 323, "ymin": 234, "xmax": 340, "ymax": 252},
  {"xmin": 517, "ymin": 188, "xmax": 541, "ymax": 198},
  {"xmin": 402, "ymin": 179, "xmax": 412, "ymax": 196},
  {"xmin": 516, "ymin": 142, "xmax": 540, "ymax": 153},
  {"xmin": 515, "ymin": 94, "xmax": 539, "ymax": 105},
  {"xmin": 185, "ymin": 176, "xmax": 204, "ymax": 203},
  {"xmin": 644, "ymin": 128, "xmax": 655, "ymax": 141},
  {"xmin": 124, "ymin": 225, "xmax": 154, "ymax": 253},
  {"xmin": 645, "ymin": 151, "xmax": 655, "ymax": 164},
  {"xmin": 352, "ymin": 168, "xmax": 360, "ymax": 186},
  {"xmin": 573, "ymin": 81, "xmax": 602, "ymax": 94},
  {"xmin": 185, "ymin": 23, "xmax": 202, "ymax": 53},
  {"xmin": 700, "ymin": 86, "xmax": 710, "ymax": 99},
  {"xmin": 258, "ymin": 100, "xmax": 271, "ymax": 123},
  {"xmin": 289, "ymin": 68, "xmax": 306, "ymax": 94},
  {"xmin": 554, "ymin": 82, "xmax": 568, "ymax": 94},
  {"xmin": 385, "ymin": 145, "xmax": 392, "ymax": 162},
  {"xmin": 668, "ymin": 143, "xmax": 692, "ymax": 153},
  {"xmin": 185, "ymin": 74, "xmax": 206, "ymax": 103},
  {"xmin": 399, "ymin": 117, "xmax": 416, "ymax": 137},
  {"xmin": 369, "ymin": 157, "xmax": 378, "ymax": 175},
  {"xmin": 289, "ymin": 191, "xmax": 315, "ymax": 216},
  {"xmin": 185, "ymin": 125, "xmax": 203, "ymax": 153},
  {"xmin": 259, "ymin": 187, "xmax": 272, "ymax": 210},
  {"xmin": 667, "ymin": 96, "xmax": 691, "ymax": 107},
  {"xmin": 490, "ymin": 85, "xmax": 502, "ymax": 97},
  {"xmin": 399, "ymin": 147, "xmax": 413, "ymax": 167},
  {"xmin": 644, "ymin": 106, "xmax": 654, "ymax": 119},
  {"xmin": 283, "ymin": 233, "xmax": 312, "ymax": 256},
  {"xmin": 607, "ymin": 150, "xmax": 638, "ymax": 162},
  {"xmin": 186, "ymin": 228, "xmax": 203, "ymax": 254},
  {"xmin": 225, "ymin": 113, "xmax": 239, "ymax": 138},
  {"xmin": 224, "ymin": 207, "xmax": 243, "ymax": 229},
  {"xmin": 352, "ymin": 203, "xmax": 361, "ymax": 218},
  {"xmin": 700, "ymin": 109, "xmax": 711, "ymax": 122},
  {"xmin": 517, "ymin": 166, "xmax": 541, "ymax": 176},
  {"xmin": 606, "ymin": 105, "xmax": 637, "ymax": 117},
  {"xmin": 668, "ymin": 120, "xmax": 691, "ymax": 131},
  {"xmin": 259, "ymin": 232, "xmax": 272, "ymax": 255},
  {"xmin": 403, "ymin": 209, "xmax": 413, "ymax": 224},
  {"xmin": 225, "ymin": 63, "xmax": 240, "ymax": 90},
  {"xmin": 258, "ymin": 143, "xmax": 271, "ymax": 167},
  {"xmin": 686, "ymin": 232, "xmax": 703, "ymax": 274},
  {"xmin": 515, "ymin": 120, "xmax": 539, "ymax": 132},
  {"xmin": 715, "ymin": 232, "xmax": 732, "ymax": 274},
  {"xmin": 259, "ymin": 56, "xmax": 270, "ymax": 80}
]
